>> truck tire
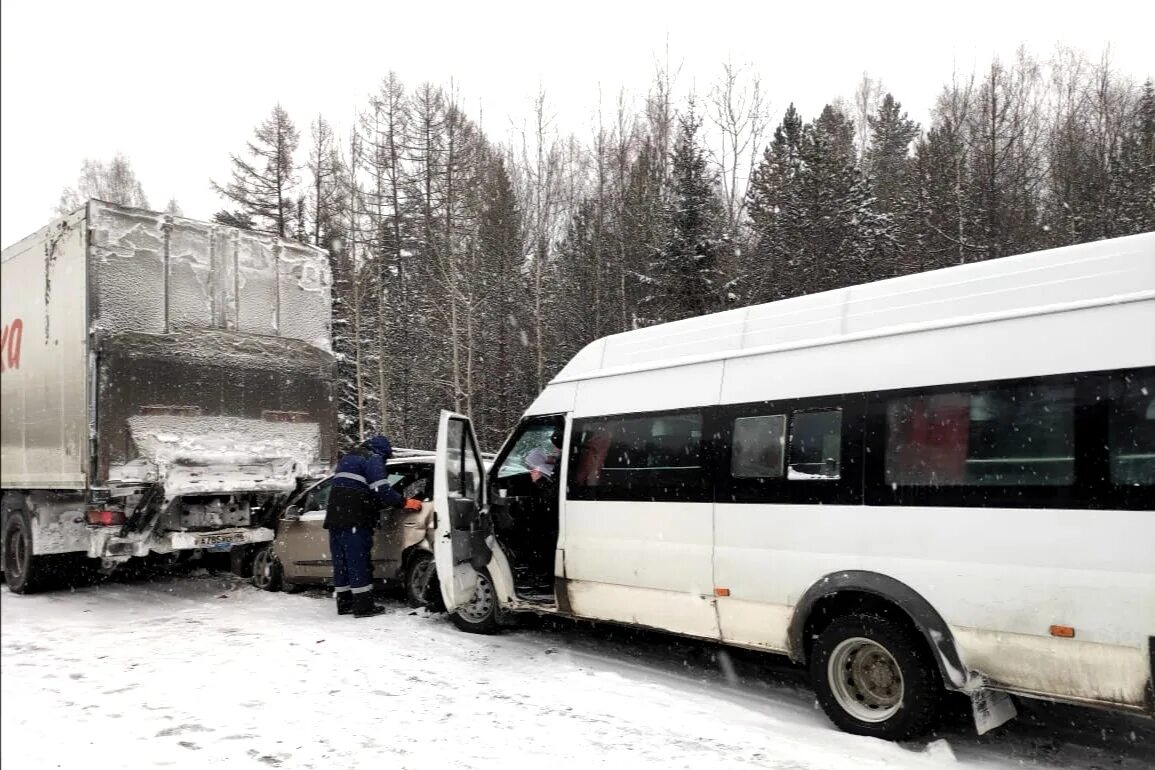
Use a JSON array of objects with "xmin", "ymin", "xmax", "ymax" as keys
[
  {"xmin": 809, "ymin": 612, "xmax": 943, "ymax": 740},
  {"xmin": 3, "ymin": 510, "xmax": 52, "ymax": 594},
  {"xmin": 448, "ymin": 569, "xmax": 500, "ymax": 634}
]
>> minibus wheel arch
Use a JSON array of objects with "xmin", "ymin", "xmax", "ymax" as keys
[{"xmin": 788, "ymin": 571, "xmax": 968, "ymax": 691}]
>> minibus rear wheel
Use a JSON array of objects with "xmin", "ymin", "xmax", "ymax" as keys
[{"xmin": 809, "ymin": 612, "xmax": 942, "ymax": 740}]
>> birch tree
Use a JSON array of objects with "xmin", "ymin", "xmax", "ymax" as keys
[{"xmin": 57, "ymin": 153, "xmax": 150, "ymax": 215}]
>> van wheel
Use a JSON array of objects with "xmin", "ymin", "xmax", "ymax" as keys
[
  {"xmin": 449, "ymin": 570, "xmax": 499, "ymax": 634},
  {"xmin": 3, "ymin": 511, "xmax": 51, "ymax": 594},
  {"xmin": 404, "ymin": 551, "xmax": 442, "ymax": 610},
  {"xmin": 809, "ymin": 613, "xmax": 942, "ymax": 740},
  {"xmin": 250, "ymin": 545, "xmax": 283, "ymax": 592}
]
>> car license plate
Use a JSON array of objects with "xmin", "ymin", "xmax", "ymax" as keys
[{"xmin": 196, "ymin": 532, "xmax": 246, "ymax": 550}]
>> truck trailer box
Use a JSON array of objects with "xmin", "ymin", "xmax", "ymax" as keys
[{"xmin": 1, "ymin": 201, "xmax": 337, "ymax": 590}]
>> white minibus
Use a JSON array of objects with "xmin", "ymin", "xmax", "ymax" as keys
[{"xmin": 432, "ymin": 232, "xmax": 1155, "ymax": 740}]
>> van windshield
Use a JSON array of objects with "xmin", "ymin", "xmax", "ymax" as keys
[{"xmin": 497, "ymin": 423, "xmax": 561, "ymax": 479}]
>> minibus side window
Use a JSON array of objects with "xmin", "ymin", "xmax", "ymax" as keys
[
  {"xmin": 884, "ymin": 383, "xmax": 1075, "ymax": 487},
  {"xmin": 1109, "ymin": 371, "xmax": 1155, "ymax": 486},
  {"xmin": 788, "ymin": 409, "xmax": 843, "ymax": 480},
  {"xmin": 568, "ymin": 411, "xmax": 705, "ymax": 501},
  {"xmin": 732, "ymin": 415, "xmax": 786, "ymax": 478}
]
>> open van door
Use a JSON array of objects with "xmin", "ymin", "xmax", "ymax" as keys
[{"xmin": 433, "ymin": 410, "xmax": 492, "ymax": 612}]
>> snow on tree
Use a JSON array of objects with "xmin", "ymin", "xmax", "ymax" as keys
[
  {"xmin": 748, "ymin": 104, "xmax": 893, "ymax": 299},
  {"xmin": 194, "ymin": 49, "xmax": 1155, "ymax": 451},
  {"xmin": 1109, "ymin": 79, "xmax": 1155, "ymax": 235},
  {"xmin": 867, "ymin": 94, "xmax": 920, "ymax": 218},
  {"xmin": 474, "ymin": 149, "xmax": 528, "ymax": 449},
  {"xmin": 866, "ymin": 94, "xmax": 920, "ymax": 275},
  {"xmin": 645, "ymin": 101, "xmax": 727, "ymax": 323},
  {"xmin": 747, "ymin": 103, "xmax": 805, "ymax": 300}
]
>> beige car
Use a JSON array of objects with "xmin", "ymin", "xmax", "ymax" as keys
[{"xmin": 250, "ymin": 455, "xmax": 440, "ymax": 607}]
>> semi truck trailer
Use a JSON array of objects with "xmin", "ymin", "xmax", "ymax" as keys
[{"xmin": 1, "ymin": 200, "xmax": 337, "ymax": 592}]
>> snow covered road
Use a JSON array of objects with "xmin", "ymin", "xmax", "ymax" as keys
[{"xmin": 3, "ymin": 573, "xmax": 1153, "ymax": 770}]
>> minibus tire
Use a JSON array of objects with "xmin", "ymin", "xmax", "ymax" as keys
[
  {"xmin": 448, "ymin": 569, "xmax": 499, "ymax": 634},
  {"xmin": 809, "ymin": 612, "xmax": 942, "ymax": 740}
]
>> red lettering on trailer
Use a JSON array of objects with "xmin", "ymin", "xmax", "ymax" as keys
[{"xmin": 1, "ymin": 318, "xmax": 23, "ymax": 372}]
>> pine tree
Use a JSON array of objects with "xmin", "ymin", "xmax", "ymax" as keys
[
  {"xmin": 748, "ymin": 104, "xmax": 892, "ymax": 299},
  {"xmin": 212, "ymin": 104, "xmax": 301, "ymax": 238},
  {"xmin": 618, "ymin": 136, "xmax": 666, "ymax": 327},
  {"xmin": 799, "ymin": 105, "xmax": 892, "ymax": 290},
  {"xmin": 747, "ymin": 104, "xmax": 805, "ymax": 300},
  {"xmin": 909, "ymin": 79, "xmax": 985, "ymax": 268},
  {"xmin": 1112, "ymin": 80, "xmax": 1155, "ymax": 234},
  {"xmin": 866, "ymin": 94, "xmax": 920, "ymax": 270},
  {"xmin": 475, "ymin": 150, "xmax": 527, "ymax": 447},
  {"xmin": 910, "ymin": 119, "xmax": 975, "ymax": 270},
  {"xmin": 646, "ymin": 103, "xmax": 726, "ymax": 322}
]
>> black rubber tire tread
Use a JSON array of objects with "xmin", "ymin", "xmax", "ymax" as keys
[
  {"xmin": 809, "ymin": 611, "xmax": 943, "ymax": 740},
  {"xmin": 250, "ymin": 545, "xmax": 283, "ymax": 592},
  {"xmin": 448, "ymin": 569, "xmax": 500, "ymax": 635},
  {"xmin": 3, "ymin": 511, "xmax": 53, "ymax": 594},
  {"xmin": 403, "ymin": 551, "xmax": 441, "ymax": 609}
]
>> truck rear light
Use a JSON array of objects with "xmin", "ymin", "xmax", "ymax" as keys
[{"xmin": 86, "ymin": 509, "xmax": 126, "ymax": 526}]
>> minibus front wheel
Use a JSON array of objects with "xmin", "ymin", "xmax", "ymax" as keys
[
  {"xmin": 809, "ymin": 612, "xmax": 942, "ymax": 740},
  {"xmin": 449, "ymin": 569, "xmax": 499, "ymax": 634}
]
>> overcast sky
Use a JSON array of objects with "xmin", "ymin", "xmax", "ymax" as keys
[{"xmin": 2, "ymin": 0, "xmax": 1151, "ymax": 248}]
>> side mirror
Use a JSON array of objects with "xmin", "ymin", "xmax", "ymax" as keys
[{"xmin": 284, "ymin": 504, "xmax": 303, "ymax": 521}]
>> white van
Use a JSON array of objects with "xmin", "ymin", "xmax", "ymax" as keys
[{"xmin": 432, "ymin": 232, "xmax": 1155, "ymax": 741}]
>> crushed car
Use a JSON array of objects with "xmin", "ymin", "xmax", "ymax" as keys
[{"xmin": 251, "ymin": 450, "xmax": 441, "ymax": 606}]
